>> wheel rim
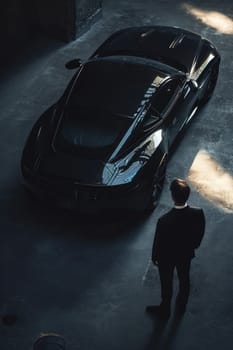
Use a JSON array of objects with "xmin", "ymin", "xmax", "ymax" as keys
[
  {"xmin": 151, "ymin": 173, "xmax": 165, "ymax": 205},
  {"xmin": 149, "ymin": 159, "xmax": 167, "ymax": 208}
]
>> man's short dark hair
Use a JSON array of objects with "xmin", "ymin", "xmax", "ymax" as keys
[{"xmin": 170, "ymin": 178, "xmax": 190, "ymax": 205}]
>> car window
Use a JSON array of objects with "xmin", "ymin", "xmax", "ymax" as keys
[
  {"xmin": 151, "ymin": 79, "xmax": 180, "ymax": 115},
  {"xmin": 141, "ymin": 110, "xmax": 161, "ymax": 131},
  {"xmin": 68, "ymin": 59, "xmax": 166, "ymax": 118}
]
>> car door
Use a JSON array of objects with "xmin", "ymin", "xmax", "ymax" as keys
[
  {"xmin": 150, "ymin": 79, "xmax": 181, "ymax": 146},
  {"xmin": 158, "ymin": 79, "xmax": 198, "ymax": 146}
]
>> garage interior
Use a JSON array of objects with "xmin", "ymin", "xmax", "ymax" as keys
[{"xmin": 0, "ymin": 1, "xmax": 233, "ymax": 349}]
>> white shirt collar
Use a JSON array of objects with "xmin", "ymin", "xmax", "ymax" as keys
[{"xmin": 174, "ymin": 203, "xmax": 188, "ymax": 209}]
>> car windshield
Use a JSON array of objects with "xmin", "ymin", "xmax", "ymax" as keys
[
  {"xmin": 54, "ymin": 105, "xmax": 132, "ymax": 159},
  {"xmin": 54, "ymin": 58, "xmax": 169, "ymax": 159},
  {"xmin": 66, "ymin": 58, "xmax": 167, "ymax": 117}
]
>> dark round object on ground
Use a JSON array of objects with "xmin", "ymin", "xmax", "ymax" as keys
[
  {"xmin": 33, "ymin": 334, "xmax": 66, "ymax": 350},
  {"xmin": 2, "ymin": 313, "xmax": 17, "ymax": 326}
]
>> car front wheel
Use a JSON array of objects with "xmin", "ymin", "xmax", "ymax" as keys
[{"xmin": 144, "ymin": 157, "xmax": 167, "ymax": 213}]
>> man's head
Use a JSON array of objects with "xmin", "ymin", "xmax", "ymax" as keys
[{"xmin": 170, "ymin": 178, "xmax": 190, "ymax": 205}]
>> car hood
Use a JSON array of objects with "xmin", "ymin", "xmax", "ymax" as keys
[{"xmin": 37, "ymin": 132, "xmax": 160, "ymax": 186}]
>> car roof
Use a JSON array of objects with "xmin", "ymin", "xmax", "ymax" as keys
[
  {"xmin": 69, "ymin": 56, "xmax": 185, "ymax": 119},
  {"xmin": 94, "ymin": 26, "xmax": 203, "ymax": 73}
]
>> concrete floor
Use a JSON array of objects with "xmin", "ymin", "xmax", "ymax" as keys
[{"xmin": 0, "ymin": 0, "xmax": 233, "ymax": 349}]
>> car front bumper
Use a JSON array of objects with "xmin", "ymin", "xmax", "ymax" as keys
[{"xmin": 21, "ymin": 168, "xmax": 149, "ymax": 212}]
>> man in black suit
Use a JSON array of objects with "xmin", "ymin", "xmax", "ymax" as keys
[{"xmin": 146, "ymin": 178, "xmax": 205, "ymax": 320}]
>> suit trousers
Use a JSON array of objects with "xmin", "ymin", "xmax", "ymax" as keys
[{"xmin": 158, "ymin": 258, "xmax": 191, "ymax": 310}]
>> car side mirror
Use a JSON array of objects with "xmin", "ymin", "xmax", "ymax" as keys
[{"xmin": 65, "ymin": 58, "xmax": 82, "ymax": 70}]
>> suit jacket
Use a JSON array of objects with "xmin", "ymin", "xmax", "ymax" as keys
[{"xmin": 152, "ymin": 206, "xmax": 205, "ymax": 263}]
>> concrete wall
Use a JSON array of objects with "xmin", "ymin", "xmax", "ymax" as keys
[
  {"xmin": 0, "ymin": 0, "xmax": 102, "ymax": 64},
  {"xmin": 0, "ymin": 0, "xmax": 38, "ymax": 63},
  {"xmin": 36, "ymin": 0, "xmax": 102, "ymax": 41},
  {"xmin": 75, "ymin": 0, "xmax": 102, "ymax": 37},
  {"xmin": 35, "ymin": 0, "xmax": 76, "ymax": 42}
]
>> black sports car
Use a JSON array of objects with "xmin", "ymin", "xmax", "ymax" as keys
[{"xmin": 21, "ymin": 26, "xmax": 220, "ymax": 212}]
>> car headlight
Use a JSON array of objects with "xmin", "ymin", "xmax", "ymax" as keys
[{"xmin": 107, "ymin": 157, "xmax": 144, "ymax": 186}]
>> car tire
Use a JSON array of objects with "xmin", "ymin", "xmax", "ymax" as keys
[
  {"xmin": 200, "ymin": 62, "xmax": 219, "ymax": 105},
  {"xmin": 144, "ymin": 156, "xmax": 167, "ymax": 213}
]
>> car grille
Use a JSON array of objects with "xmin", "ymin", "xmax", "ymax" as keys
[{"xmin": 28, "ymin": 171, "xmax": 135, "ymax": 201}]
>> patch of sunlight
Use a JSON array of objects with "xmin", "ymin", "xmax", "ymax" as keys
[
  {"xmin": 188, "ymin": 150, "xmax": 233, "ymax": 212},
  {"xmin": 182, "ymin": 3, "xmax": 233, "ymax": 34}
]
